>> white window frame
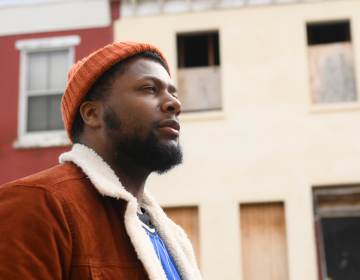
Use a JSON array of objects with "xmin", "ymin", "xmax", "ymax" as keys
[{"xmin": 14, "ymin": 35, "xmax": 80, "ymax": 148}]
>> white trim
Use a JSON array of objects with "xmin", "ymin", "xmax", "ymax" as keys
[
  {"xmin": 16, "ymin": 35, "xmax": 80, "ymax": 51},
  {"xmin": 0, "ymin": 1, "xmax": 110, "ymax": 36},
  {"xmin": 15, "ymin": 36, "xmax": 79, "ymax": 149},
  {"xmin": 58, "ymin": 144, "xmax": 202, "ymax": 280},
  {"xmin": 14, "ymin": 130, "xmax": 70, "ymax": 148},
  {"xmin": 0, "ymin": 0, "xmax": 65, "ymax": 7}
]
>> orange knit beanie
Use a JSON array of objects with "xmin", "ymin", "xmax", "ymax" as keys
[{"xmin": 61, "ymin": 41, "xmax": 169, "ymax": 142}]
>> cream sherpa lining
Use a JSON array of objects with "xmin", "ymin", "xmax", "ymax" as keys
[{"xmin": 59, "ymin": 144, "xmax": 201, "ymax": 280}]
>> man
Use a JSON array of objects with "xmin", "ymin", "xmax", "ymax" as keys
[{"xmin": 0, "ymin": 42, "xmax": 201, "ymax": 280}]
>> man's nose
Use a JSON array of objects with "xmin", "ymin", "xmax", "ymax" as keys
[{"xmin": 161, "ymin": 94, "xmax": 182, "ymax": 116}]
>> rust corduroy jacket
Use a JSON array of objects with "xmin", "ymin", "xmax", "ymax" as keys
[{"xmin": 0, "ymin": 144, "xmax": 201, "ymax": 280}]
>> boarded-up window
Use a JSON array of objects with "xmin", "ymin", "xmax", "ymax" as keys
[
  {"xmin": 176, "ymin": 32, "xmax": 221, "ymax": 112},
  {"xmin": 307, "ymin": 20, "xmax": 357, "ymax": 104},
  {"xmin": 240, "ymin": 202, "xmax": 289, "ymax": 280},
  {"xmin": 164, "ymin": 206, "xmax": 200, "ymax": 263},
  {"xmin": 313, "ymin": 185, "xmax": 360, "ymax": 280}
]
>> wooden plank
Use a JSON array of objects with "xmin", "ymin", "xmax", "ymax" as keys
[
  {"xmin": 313, "ymin": 186, "xmax": 360, "ymax": 216},
  {"xmin": 240, "ymin": 202, "xmax": 289, "ymax": 280},
  {"xmin": 308, "ymin": 42, "xmax": 357, "ymax": 104},
  {"xmin": 164, "ymin": 206, "xmax": 200, "ymax": 263},
  {"xmin": 177, "ymin": 66, "xmax": 221, "ymax": 112},
  {"xmin": 207, "ymin": 34, "xmax": 215, "ymax": 66}
]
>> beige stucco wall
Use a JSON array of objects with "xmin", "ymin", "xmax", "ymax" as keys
[{"xmin": 114, "ymin": 1, "xmax": 360, "ymax": 279}]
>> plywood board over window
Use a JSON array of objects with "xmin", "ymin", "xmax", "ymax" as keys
[
  {"xmin": 306, "ymin": 20, "xmax": 357, "ymax": 105},
  {"xmin": 164, "ymin": 206, "xmax": 200, "ymax": 263},
  {"xmin": 308, "ymin": 43, "xmax": 357, "ymax": 104},
  {"xmin": 177, "ymin": 67, "xmax": 221, "ymax": 112},
  {"xmin": 176, "ymin": 31, "xmax": 222, "ymax": 112},
  {"xmin": 240, "ymin": 202, "xmax": 289, "ymax": 280}
]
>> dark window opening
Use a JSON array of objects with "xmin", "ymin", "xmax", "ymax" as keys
[
  {"xmin": 313, "ymin": 186, "xmax": 360, "ymax": 280},
  {"xmin": 321, "ymin": 217, "xmax": 360, "ymax": 280},
  {"xmin": 307, "ymin": 20, "xmax": 351, "ymax": 45},
  {"xmin": 177, "ymin": 32, "xmax": 220, "ymax": 68}
]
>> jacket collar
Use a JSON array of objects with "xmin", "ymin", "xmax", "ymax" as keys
[
  {"xmin": 59, "ymin": 143, "xmax": 135, "ymax": 201},
  {"xmin": 59, "ymin": 143, "xmax": 201, "ymax": 280}
]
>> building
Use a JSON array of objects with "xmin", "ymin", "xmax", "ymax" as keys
[
  {"xmin": 114, "ymin": 0, "xmax": 360, "ymax": 279},
  {"xmin": 0, "ymin": 0, "xmax": 119, "ymax": 183}
]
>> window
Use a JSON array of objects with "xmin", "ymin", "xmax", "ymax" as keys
[
  {"xmin": 177, "ymin": 32, "xmax": 220, "ymax": 68},
  {"xmin": 307, "ymin": 21, "xmax": 351, "ymax": 45},
  {"xmin": 313, "ymin": 185, "xmax": 360, "ymax": 280},
  {"xmin": 176, "ymin": 31, "xmax": 222, "ymax": 112},
  {"xmin": 26, "ymin": 50, "xmax": 68, "ymax": 132},
  {"xmin": 15, "ymin": 36, "xmax": 80, "ymax": 147},
  {"xmin": 306, "ymin": 20, "xmax": 357, "ymax": 105}
]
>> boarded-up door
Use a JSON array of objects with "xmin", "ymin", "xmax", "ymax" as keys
[
  {"xmin": 240, "ymin": 202, "xmax": 289, "ymax": 280},
  {"xmin": 164, "ymin": 206, "xmax": 200, "ymax": 263}
]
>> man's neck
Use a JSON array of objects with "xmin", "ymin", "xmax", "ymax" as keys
[
  {"xmin": 78, "ymin": 140, "xmax": 150, "ymax": 201},
  {"xmin": 111, "ymin": 161, "xmax": 150, "ymax": 201}
]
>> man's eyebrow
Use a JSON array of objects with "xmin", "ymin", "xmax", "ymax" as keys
[{"xmin": 139, "ymin": 75, "xmax": 178, "ymax": 93}]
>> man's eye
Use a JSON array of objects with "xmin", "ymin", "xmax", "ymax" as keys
[{"xmin": 143, "ymin": 86, "xmax": 156, "ymax": 92}]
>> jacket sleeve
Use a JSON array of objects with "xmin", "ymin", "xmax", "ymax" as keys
[{"xmin": 0, "ymin": 185, "xmax": 72, "ymax": 280}]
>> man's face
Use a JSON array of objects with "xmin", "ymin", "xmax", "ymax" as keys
[{"xmin": 101, "ymin": 57, "xmax": 182, "ymax": 173}]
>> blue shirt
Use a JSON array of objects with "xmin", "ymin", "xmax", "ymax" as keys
[{"xmin": 139, "ymin": 217, "xmax": 182, "ymax": 280}]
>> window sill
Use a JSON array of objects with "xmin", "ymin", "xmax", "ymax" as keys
[
  {"xmin": 14, "ymin": 131, "xmax": 71, "ymax": 149},
  {"xmin": 179, "ymin": 110, "xmax": 225, "ymax": 122},
  {"xmin": 309, "ymin": 102, "xmax": 360, "ymax": 114}
]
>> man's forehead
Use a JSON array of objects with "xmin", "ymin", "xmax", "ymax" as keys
[
  {"xmin": 121, "ymin": 58, "xmax": 173, "ymax": 84},
  {"xmin": 125, "ymin": 57, "xmax": 169, "ymax": 74}
]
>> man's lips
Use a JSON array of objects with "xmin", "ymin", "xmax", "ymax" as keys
[{"xmin": 157, "ymin": 119, "xmax": 180, "ymax": 137}]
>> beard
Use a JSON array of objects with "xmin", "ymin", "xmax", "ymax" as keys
[{"xmin": 103, "ymin": 106, "xmax": 183, "ymax": 174}]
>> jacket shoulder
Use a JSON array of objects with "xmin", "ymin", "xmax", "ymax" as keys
[
  {"xmin": 0, "ymin": 165, "xmax": 74, "ymax": 279},
  {"xmin": 0, "ymin": 163, "xmax": 86, "ymax": 193}
]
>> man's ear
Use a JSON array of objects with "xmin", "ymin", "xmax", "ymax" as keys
[{"xmin": 79, "ymin": 101, "xmax": 103, "ymax": 129}]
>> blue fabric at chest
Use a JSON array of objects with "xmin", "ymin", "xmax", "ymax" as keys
[
  {"xmin": 143, "ymin": 227, "xmax": 182, "ymax": 280},
  {"xmin": 138, "ymin": 209, "xmax": 182, "ymax": 280}
]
